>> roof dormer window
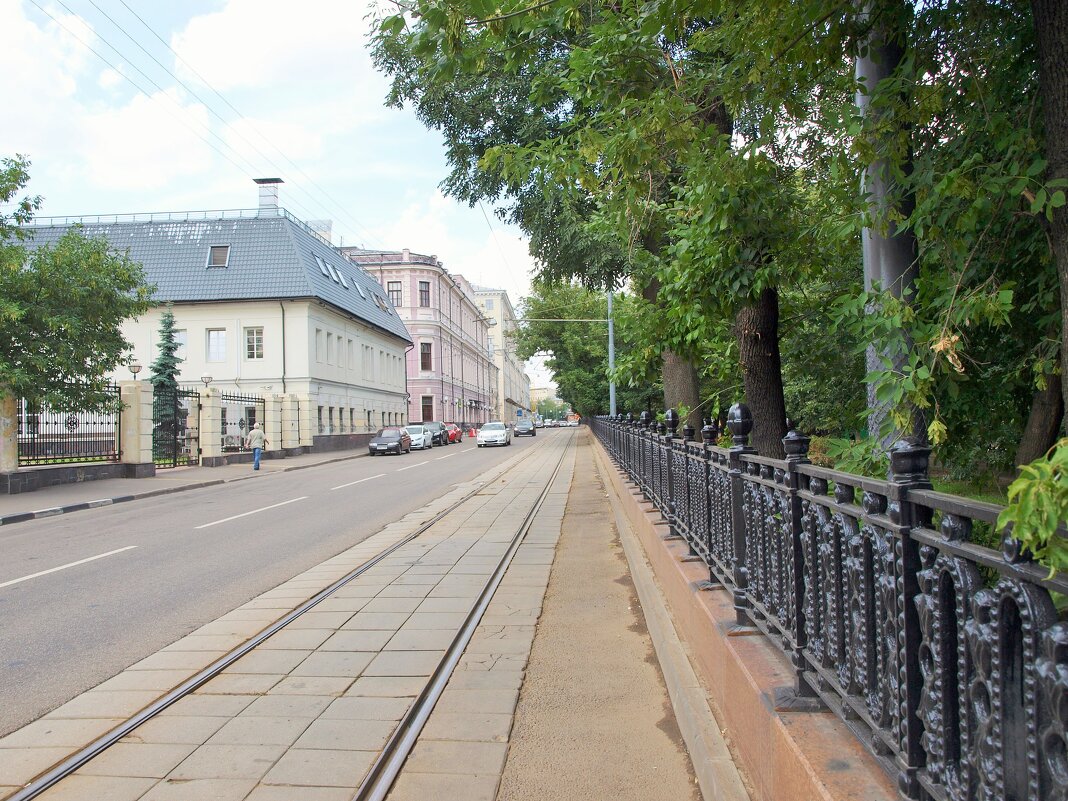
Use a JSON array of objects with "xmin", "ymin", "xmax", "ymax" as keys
[
  {"xmin": 207, "ymin": 245, "xmax": 230, "ymax": 268},
  {"xmin": 314, "ymin": 254, "xmax": 329, "ymax": 277}
]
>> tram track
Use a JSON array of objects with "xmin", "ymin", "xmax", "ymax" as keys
[{"xmin": 8, "ymin": 432, "xmax": 574, "ymax": 801}]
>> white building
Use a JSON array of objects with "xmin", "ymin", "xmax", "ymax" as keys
[{"xmin": 24, "ymin": 184, "xmax": 412, "ymax": 450}]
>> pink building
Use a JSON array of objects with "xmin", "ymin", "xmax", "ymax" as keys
[{"xmin": 339, "ymin": 248, "xmax": 498, "ymax": 425}]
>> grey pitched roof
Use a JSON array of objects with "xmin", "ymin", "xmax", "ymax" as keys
[{"xmin": 22, "ymin": 212, "xmax": 412, "ymax": 344}]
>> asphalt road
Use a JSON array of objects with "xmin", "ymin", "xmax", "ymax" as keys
[{"xmin": 0, "ymin": 430, "xmax": 558, "ymax": 736}]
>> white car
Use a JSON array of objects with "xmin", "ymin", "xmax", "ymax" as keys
[
  {"xmin": 405, "ymin": 424, "xmax": 433, "ymax": 450},
  {"xmin": 477, "ymin": 421, "xmax": 512, "ymax": 447}
]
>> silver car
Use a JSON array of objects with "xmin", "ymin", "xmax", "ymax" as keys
[
  {"xmin": 476, "ymin": 421, "xmax": 512, "ymax": 447},
  {"xmin": 405, "ymin": 424, "xmax": 433, "ymax": 450}
]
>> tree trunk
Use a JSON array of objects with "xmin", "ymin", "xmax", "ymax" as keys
[
  {"xmin": 735, "ymin": 287, "xmax": 788, "ymax": 457},
  {"xmin": 1015, "ymin": 377, "xmax": 1064, "ymax": 467},
  {"xmin": 638, "ymin": 275, "xmax": 702, "ymax": 432},
  {"xmin": 662, "ymin": 349, "xmax": 701, "ymax": 433},
  {"xmin": 1032, "ymin": 0, "xmax": 1068, "ymax": 435}
]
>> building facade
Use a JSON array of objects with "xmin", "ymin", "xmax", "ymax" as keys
[
  {"xmin": 473, "ymin": 288, "xmax": 532, "ymax": 422},
  {"xmin": 24, "ymin": 190, "xmax": 412, "ymax": 449},
  {"xmin": 340, "ymin": 248, "xmax": 497, "ymax": 426}
]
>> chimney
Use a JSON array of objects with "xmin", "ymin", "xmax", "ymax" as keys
[{"xmin": 254, "ymin": 178, "xmax": 283, "ymax": 215}]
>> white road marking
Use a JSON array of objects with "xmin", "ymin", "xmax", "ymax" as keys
[
  {"xmin": 395, "ymin": 460, "xmax": 429, "ymax": 472},
  {"xmin": 331, "ymin": 473, "xmax": 386, "ymax": 491},
  {"xmin": 0, "ymin": 546, "xmax": 138, "ymax": 589},
  {"xmin": 435, "ymin": 453, "xmax": 455, "ymax": 460},
  {"xmin": 194, "ymin": 497, "xmax": 308, "ymax": 530}
]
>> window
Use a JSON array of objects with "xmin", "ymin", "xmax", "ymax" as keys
[
  {"xmin": 245, "ymin": 327, "xmax": 263, "ymax": 360},
  {"xmin": 317, "ymin": 406, "xmax": 324, "ymax": 434},
  {"xmin": 174, "ymin": 329, "xmax": 187, "ymax": 362},
  {"xmin": 421, "ymin": 396, "xmax": 434, "ymax": 422},
  {"xmin": 387, "ymin": 281, "xmax": 402, "ymax": 306},
  {"xmin": 484, "ymin": 298, "xmax": 494, "ymax": 310},
  {"xmin": 420, "ymin": 342, "xmax": 432, "ymax": 371},
  {"xmin": 328, "ymin": 407, "xmax": 334, "ymax": 434},
  {"xmin": 207, "ymin": 245, "xmax": 230, "ymax": 268},
  {"xmin": 349, "ymin": 409, "xmax": 355, "ymax": 432},
  {"xmin": 419, "ymin": 281, "xmax": 431, "ymax": 307},
  {"xmin": 314, "ymin": 254, "xmax": 329, "ymax": 276},
  {"xmin": 366, "ymin": 410, "xmax": 372, "ymax": 431},
  {"xmin": 206, "ymin": 329, "xmax": 226, "ymax": 362}
]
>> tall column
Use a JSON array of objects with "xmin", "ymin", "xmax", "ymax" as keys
[
  {"xmin": 119, "ymin": 381, "xmax": 155, "ymax": 476},
  {"xmin": 0, "ymin": 391, "xmax": 19, "ymax": 474},
  {"xmin": 266, "ymin": 395, "xmax": 283, "ymax": 455},
  {"xmin": 280, "ymin": 394, "xmax": 301, "ymax": 452},
  {"xmin": 199, "ymin": 388, "xmax": 222, "ymax": 462}
]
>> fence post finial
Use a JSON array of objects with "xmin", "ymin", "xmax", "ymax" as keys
[
  {"xmin": 727, "ymin": 403, "xmax": 753, "ymax": 448},
  {"xmin": 664, "ymin": 408, "xmax": 679, "ymax": 438}
]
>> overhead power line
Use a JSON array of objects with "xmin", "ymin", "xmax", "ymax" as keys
[{"xmin": 28, "ymin": 1, "xmax": 382, "ymax": 246}]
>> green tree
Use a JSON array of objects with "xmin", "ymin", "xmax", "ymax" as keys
[
  {"xmin": 514, "ymin": 279, "xmax": 660, "ymax": 417},
  {"xmin": 0, "ymin": 156, "xmax": 153, "ymax": 412},
  {"xmin": 149, "ymin": 306, "xmax": 183, "ymax": 394}
]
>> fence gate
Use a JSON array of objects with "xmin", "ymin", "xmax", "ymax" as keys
[{"xmin": 153, "ymin": 387, "xmax": 200, "ymax": 468}]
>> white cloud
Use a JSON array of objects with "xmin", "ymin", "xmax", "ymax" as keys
[{"xmin": 172, "ymin": 0, "xmax": 383, "ymax": 96}]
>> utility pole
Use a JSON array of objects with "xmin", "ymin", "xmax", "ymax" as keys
[{"xmin": 607, "ymin": 291, "xmax": 617, "ymax": 416}]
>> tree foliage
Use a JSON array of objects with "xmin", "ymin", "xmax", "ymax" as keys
[
  {"xmin": 371, "ymin": 0, "xmax": 1065, "ymax": 474},
  {"xmin": 512, "ymin": 279, "xmax": 660, "ymax": 417},
  {"xmin": 0, "ymin": 155, "xmax": 153, "ymax": 409},
  {"xmin": 149, "ymin": 306, "xmax": 183, "ymax": 395}
]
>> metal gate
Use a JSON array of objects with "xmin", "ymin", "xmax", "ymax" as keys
[{"xmin": 153, "ymin": 387, "xmax": 200, "ymax": 468}]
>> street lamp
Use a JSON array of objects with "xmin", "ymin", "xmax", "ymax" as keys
[
  {"xmin": 128, "ymin": 360, "xmax": 142, "ymax": 380},
  {"xmin": 201, "ymin": 374, "xmax": 213, "ymax": 388}
]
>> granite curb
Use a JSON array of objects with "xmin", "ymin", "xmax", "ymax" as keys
[{"xmin": 0, "ymin": 451, "xmax": 368, "ymax": 528}]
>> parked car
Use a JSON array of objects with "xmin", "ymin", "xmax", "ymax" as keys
[
  {"xmin": 514, "ymin": 419, "xmax": 536, "ymax": 437},
  {"xmin": 368, "ymin": 427, "xmax": 411, "ymax": 455},
  {"xmin": 405, "ymin": 424, "xmax": 433, "ymax": 450},
  {"xmin": 422, "ymin": 421, "xmax": 449, "ymax": 446},
  {"xmin": 476, "ymin": 421, "xmax": 512, "ymax": 447},
  {"xmin": 445, "ymin": 423, "xmax": 463, "ymax": 443}
]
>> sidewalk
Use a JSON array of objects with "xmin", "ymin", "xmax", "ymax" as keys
[
  {"xmin": 0, "ymin": 448, "xmax": 374, "ymax": 526},
  {"xmin": 0, "ymin": 432, "xmax": 746, "ymax": 801}
]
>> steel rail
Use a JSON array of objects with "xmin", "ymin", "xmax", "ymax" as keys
[
  {"xmin": 352, "ymin": 433, "xmax": 575, "ymax": 801},
  {"xmin": 8, "ymin": 440, "xmax": 552, "ymax": 801}
]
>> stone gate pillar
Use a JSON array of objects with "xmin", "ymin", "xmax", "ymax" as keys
[
  {"xmin": 119, "ymin": 381, "xmax": 155, "ymax": 476},
  {"xmin": 199, "ymin": 388, "xmax": 222, "ymax": 464}
]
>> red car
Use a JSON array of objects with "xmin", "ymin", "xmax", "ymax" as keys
[{"xmin": 445, "ymin": 423, "xmax": 463, "ymax": 443}]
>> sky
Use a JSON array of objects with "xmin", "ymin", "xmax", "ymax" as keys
[{"xmin": 0, "ymin": 0, "xmax": 554, "ymax": 387}]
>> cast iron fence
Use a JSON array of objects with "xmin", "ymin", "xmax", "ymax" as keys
[
  {"xmin": 219, "ymin": 392, "xmax": 265, "ymax": 451},
  {"xmin": 153, "ymin": 387, "xmax": 200, "ymax": 468},
  {"xmin": 592, "ymin": 407, "xmax": 1068, "ymax": 801},
  {"xmin": 17, "ymin": 385, "xmax": 122, "ymax": 465}
]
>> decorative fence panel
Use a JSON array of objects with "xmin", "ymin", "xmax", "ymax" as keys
[
  {"xmin": 153, "ymin": 387, "xmax": 200, "ymax": 468},
  {"xmin": 17, "ymin": 385, "xmax": 122, "ymax": 465},
  {"xmin": 591, "ymin": 408, "xmax": 1068, "ymax": 801},
  {"xmin": 219, "ymin": 392, "xmax": 265, "ymax": 452}
]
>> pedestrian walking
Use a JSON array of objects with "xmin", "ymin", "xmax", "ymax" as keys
[{"xmin": 245, "ymin": 422, "xmax": 267, "ymax": 470}]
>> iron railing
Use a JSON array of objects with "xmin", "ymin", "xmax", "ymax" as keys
[
  {"xmin": 17, "ymin": 386, "xmax": 122, "ymax": 465},
  {"xmin": 220, "ymin": 392, "xmax": 265, "ymax": 451},
  {"xmin": 153, "ymin": 387, "xmax": 200, "ymax": 468},
  {"xmin": 592, "ymin": 407, "xmax": 1068, "ymax": 801}
]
